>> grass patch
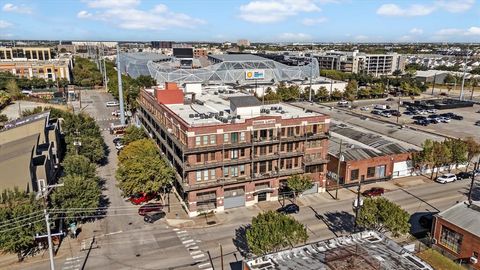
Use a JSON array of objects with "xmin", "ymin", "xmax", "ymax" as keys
[{"xmin": 417, "ymin": 249, "xmax": 466, "ymax": 270}]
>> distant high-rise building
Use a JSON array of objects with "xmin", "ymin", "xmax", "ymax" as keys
[{"xmin": 237, "ymin": 39, "xmax": 250, "ymax": 47}]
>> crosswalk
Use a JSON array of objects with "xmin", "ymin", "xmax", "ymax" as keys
[
  {"xmin": 62, "ymin": 256, "xmax": 83, "ymax": 270},
  {"xmin": 173, "ymin": 228, "xmax": 213, "ymax": 270}
]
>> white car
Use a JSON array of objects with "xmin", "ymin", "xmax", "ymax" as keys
[
  {"xmin": 436, "ymin": 173, "xmax": 457, "ymax": 184},
  {"xmin": 381, "ymin": 112, "xmax": 392, "ymax": 118},
  {"xmin": 106, "ymin": 101, "xmax": 120, "ymax": 107},
  {"xmin": 360, "ymin": 106, "xmax": 370, "ymax": 111},
  {"xmin": 438, "ymin": 117, "xmax": 450, "ymax": 123}
]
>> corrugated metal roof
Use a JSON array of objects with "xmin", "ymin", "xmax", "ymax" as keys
[{"xmin": 437, "ymin": 202, "xmax": 480, "ymax": 237}]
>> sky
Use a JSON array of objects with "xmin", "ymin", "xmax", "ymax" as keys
[{"xmin": 0, "ymin": 0, "xmax": 479, "ymax": 43}]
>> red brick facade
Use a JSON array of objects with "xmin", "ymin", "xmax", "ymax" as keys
[{"xmin": 138, "ymin": 89, "xmax": 330, "ymax": 216}]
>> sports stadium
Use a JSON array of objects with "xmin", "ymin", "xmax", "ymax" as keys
[{"xmin": 118, "ymin": 51, "xmax": 319, "ymax": 86}]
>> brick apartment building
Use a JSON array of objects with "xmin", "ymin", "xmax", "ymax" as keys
[
  {"xmin": 326, "ymin": 123, "xmax": 417, "ymax": 187},
  {"xmin": 138, "ymin": 83, "xmax": 330, "ymax": 216},
  {"xmin": 432, "ymin": 201, "xmax": 480, "ymax": 269}
]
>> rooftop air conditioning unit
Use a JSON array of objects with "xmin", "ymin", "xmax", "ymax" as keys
[{"xmin": 470, "ymin": 257, "xmax": 478, "ymax": 264}]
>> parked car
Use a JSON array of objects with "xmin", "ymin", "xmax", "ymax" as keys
[
  {"xmin": 380, "ymin": 112, "xmax": 392, "ymax": 118},
  {"xmin": 427, "ymin": 109, "xmax": 437, "ymax": 113},
  {"xmin": 115, "ymin": 142, "xmax": 124, "ymax": 151},
  {"xmin": 388, "ymin": 110, "xmax": 401, "ymax": 117},
  {"xmin": 362, "ymin": 187, "xmax": 385, "ymax": 197},
  {"xmin": 403, "ymin": 110, "xmax": 415, "ymax": 115},
  {"xmin": 386, "ymin": 97, "xmax": 394, "ymax": 101},
  {"xmin": 475, "ymin": 120, "xmax": 480, "ymax": 126},
  {"xmin": 374, "ymin": 104, "xmax": 389, "ymax": 110},
  {"xmin": 440, "ymin": 113, "xmax": 463, "ymax": 120},
  {"xmin": 412, "ymin": 115, "xmax": 427, "ymax": 120},
  {"xmin": 106, "ymin": 101, "xmax": 120, "ymax": 107},
  {"xmin": 456, "ymin": 171, "xmax": 474, "ymax": 180},
  {"xmin": 360, "ymin": 106, "xmax": 370, "ymax": 111},
  {"xmin": 371, "ymin": 110, "xmax": 381, "ymax": 115},
  {"xmin": 277, "ymin": 203, "xmax": 299, "ymax": 214},
  {"xmin": 419, "ymin": 214, "xmax": 434, "ymax": 229},
  {"xmin": 138, "ymin": 203, "xmax": 163, "ymax": 216},
  {"xmin": 129, "ymin": 193, "xmax": 157, "ymax": 205},
  {"xmin": 113, "ymin": 137, "xmax": 122, "ymax": 145},
  {"xmin": 144, "ymin": 211, "xmax": 166, "ymax": 223},
  {"xmin": 414, "ymin": 120, "xmax": 429, "ymax": 126},
  {"xmin": 436, "ymin": 173, "xmax": 457, "ymax": 184},
  {"xmin": 438, "ymin": 117, "xmax": 450, "ymax": 123},
  {"xmin": 337, "ymin": 100, "xmax": 349, "ymax": 107}
]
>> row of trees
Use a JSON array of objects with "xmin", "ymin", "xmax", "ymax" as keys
[
  {"xmin": 73, "ymin": 57, "xmax": 104, "ymax": 87},
  {"xmin": 414, "ymin": 137, "xmax": 480, "ymax": 179},
  {"xmin": 0, "ymin": 72, "xmax": 70, "ymax": 92}
]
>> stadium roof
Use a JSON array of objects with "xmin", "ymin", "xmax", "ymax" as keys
[{"xmin": 209, "ymin": 54, "xmax": 271, "ymax": 62}]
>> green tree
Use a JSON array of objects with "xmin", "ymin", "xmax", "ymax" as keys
[
  {"xmin": 0, "ymin": 189, "xmax": 46, "ymax": 261},
  {"xmin": 246, "ymin": 211, "xmax": 308, "ymax": 256},
  {"xmin": 5, "ymin": 80, "xmax": 21, "ymax": 99},
  {"xmin": 445, "ymin": 139, "xmax": 467, "ymax": 171},
  {"xmin": 431, "ymin": 141, "xmax": 452, "ymax": 179},
  {"xmin": 121, "ymin": 126, "xmax": 147, "ymax": 145},
  {"xmin": 443, "ymin": 74, "xmax": 456, "ymax": 85},
  {"xmin": 315, "ymin": 86, "xmax": 329, "ymax": 101},
  {"xmin": 263, "ymin": 87, "xmax": 279, "ymax": 101},
  {"xmin": 116, "ymin": 139, "xmax": 174, "ymax": 203},
  {"xmin": 286, "ymin": 175, "xmax": 313, "ymax": 201},
  {"xmin": 276, "ymin": 83, "xmax": 300, "ymax": 102},
  {"xmin": 343, "ymin": 80, "xmax": 358, "ymax": 103},
  {"xmin": 370, "ymin": 83, "xmax": 386, "ymax": 97},
  {"xmin": 464, "ymin": 137, "xmax": 480, "ymax": 171},
  {"xmin": 73, "ymin": 57, "xmax": 103, "ymax": 87},
  {"xmin": 50, "ymin": 174, "xmax": 101, "ymax": 222},
  {"xmin": 0, "ymin": 91, "xmax": 12, "ymax": 108},
  {"xmin": 330, "ymin": 88, "xmax": 343, "ymax": 100},
  {"xmin": 134, "ymin": 75, "xmax": 157, "ymax": 88},
  {"xmin": 62, "ymin": 154, "xmax": 97, "ymax": 179},
  {"xmin": 357, "ymin": 197, "xmax": 410, "ymax": 237},
  {"xmin": 358, "ymin": 87, "xmax": 371, "ymax": 98},
  {"xmin": 0, "ymin": 114, "xmax": 8, "ymax": 123},
  {"xmin": 413, "ymin": 139, "xmax": 434, "ymax": 173},
  {"xmin": 21, "ymin": 106, "xmax": 45, "ymax": 117}
]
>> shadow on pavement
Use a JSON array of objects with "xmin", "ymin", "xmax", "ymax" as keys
[{"xmin": 232, "ymin": 225, "xmax": 251, "ymax": 258}]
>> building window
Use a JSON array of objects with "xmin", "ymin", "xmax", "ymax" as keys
[
  {"xmin": 240, "ymin": 132, "xmax": 245, "ymax": 142},
  {"xmin": 350, "ymin": 169, "xmax": 359, "ymax": 181},
  {"xmin": 195, "ymin": 137, "xmax": 201, "ymax": 146},
  {"xmin": 203, "ymin": 170, "xmax": 209, "ymax": 181},
  {"xmin": 203, "ymin": 135, "xmax": 208, "ymax": 145},
  {"xmin": 210, "ymin": 152, "xmax": 215, "ymax": 160},
  {"xmin": 196, "ymin": 154, "xmax": 201, "ymax": 163},
  {"xmin": 210, "ymin": 135, "xmax": 216, "ymax": 145},
  {"xmin": 268, "ymin": 145, "xmax": 273, "ymax": 153},
  {"xmin": 224, "ymin": 150, "xmax": 229, "ymax": 159},
  {"xmin": 240, "ymin": 148, "xmax": 245, "ymax": 157},
  {"xmin": 239, "ymin": 165, "xmax": 245, "ymax": 175},
  {"xmin": 231, "ymin": 166, "xmax": 239, "ymax": 177},
  {"xmin": 224, "ymin": 133, "xmax": 229, "ymax": 143},
  {"xmin": 210, "ymin": 169, "xmax": 216, "ymax": 180},
  {"xmin": 231, "ymin": 150, "xmax": 238, "ymax": 159},
  {"xmin": 440, "ymin": 226, "xmax": 463, "ymax": 253},
  {"xmin": 223, "ymin": 167, "xmax": 229, "ymax": 178},
  {"xmin": 231, "ymin": 132, "xmax": 239, "ymax": 143},
  {"xmin": 196, "ymin": 171, "xmax": 202, "ymax": 182},
  {"xmin": 367, "ymin": 167, "xmax": 375, "ymax": 178}
]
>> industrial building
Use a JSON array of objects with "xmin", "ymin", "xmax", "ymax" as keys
[
  {"xmin": 137, "ymin": 82, "xmax": 329, "ymax": 216},
  {"xmin": 326, "ymin": 123, "xmax": 418, "ymax": 187},
  {"xmin": 119, "ymin": 52, "xmax": 320, "ymax": 86}
]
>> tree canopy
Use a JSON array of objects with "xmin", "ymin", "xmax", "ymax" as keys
[
  {"xmin": 62, "ymin": 154, "xmax": 97, "ymax": 179},
  {"xmin": 357, "ymin": 197, "xmax": 410, "ymax": 237},
  {"xmin": 121, "ymin": 126, "xmax": 147, "ymax": 146},
  {"xmin": 246, "ymin": 211, "xmax": 308, "ymax": 256},
  {"xmin": 286, "ymin": 175, "xmax": 313, "ymax": 200},
  {"xmin": 116, "ymin": 139, "xmax": 174, "ymax": 201}
]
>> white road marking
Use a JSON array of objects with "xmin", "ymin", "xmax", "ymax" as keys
[
  {"xmin": 190, "ymin": 250, "xmax": 202, "ymax": 255},
  {"xmin": 173, "ymin": 228, "xmax": 180, "ymax": 231},
  {"xmin": 182, "ymin": 239, "xmax": 194, "ymax": 244},
  {"xmin": 192, "ymin": 254, "xmax": 205, "ymax": 259},
  {"xmin": 188, "ymin": 246, "xmax": 199, "ymax": 250},
  {"xmin": 66, "ymin": 256, "xmax": 81, "ymax": 261},
  {"xmin": 198, "ymin": 262, "xmax": 211, "ymax": 268},
  {"xmin": 185, "ymin": 242, "xmax": 196, "ymax": 247},
  {"xmin": 105, "ymin": 230, "xmax": 123, "ymax": 236}
]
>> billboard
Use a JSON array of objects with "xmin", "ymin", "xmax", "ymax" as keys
[
  {"xmin": 173, "ymin": 48, "xmax": 193, "ymax": 58},
  {"xmin": 245, "ymin": 69, "xmax": 265, "ymax": 80}
]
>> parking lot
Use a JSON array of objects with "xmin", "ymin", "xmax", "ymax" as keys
[{"xmin": 349, "ymin": 98, "xmax": 480, "ymax": 142}]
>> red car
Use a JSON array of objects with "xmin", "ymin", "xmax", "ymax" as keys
[
  {"xmin": 138, "ymin": 203, "xmax": 163, "ymax": 216},
  {"xmin": 362, "ymin": 187, "xmax": 385, "ymax": 197},
  {"xmin": 129, "ymin": 193, "xmax": 157, "ymax": 205}
]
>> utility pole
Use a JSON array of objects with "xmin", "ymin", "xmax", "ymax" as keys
[
  {"xmin": 335, "ymin": 139, "xmax": 343, "ymax": 200},
  {"xmin": 220, "ymin": 244, "xmax": 224, "ymax": 270},
  {"xmin": 116, "ymin": 45, "xmax": 126, "ymax": 125},
  {"xmin": 396, "ymin": 96, "xmax": 400, "ymax": 124},
  {"xmin": 354, "ymin": 175, "xmax": 364, "ymax": 231},
  {"xmin": 459, "ymin": 52, "xmax": 469, "ymax": 100},
  {"xmin": 44, "ymin": 209, "xmax": 55, "ymax": 270},
  {"xmin": 468, "ymin": 162, "xmax": 478, "ymax": 205},
  {"xmin": 432, "ymin": 73, "xmax": 437, "ymax": 95},
  {"xmin": 308, "ymin": 44, "xmax": 314, "ymax": 102}
]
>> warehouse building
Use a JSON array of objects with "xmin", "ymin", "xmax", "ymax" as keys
[{"xmin": 138, "ymin": 82, "xmax": 329, "ymax": 216}]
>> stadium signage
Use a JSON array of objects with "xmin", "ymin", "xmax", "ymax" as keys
[{"xmin": 245, "ymin": 69, "xmax": 265, "ymax": 80}]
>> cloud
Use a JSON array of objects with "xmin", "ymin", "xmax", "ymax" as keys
[
  {"xmin": 0, "ymin": 20, "xmax": 13, "ymax": 29},
  {"xmin": 398, "ymin": 35, "xmax": 413, "ymax": 42},
  {"xmin": 302, "ymin": 17, "xmax": 327, "ymax": 26},
  {"xmin": 239, "ymin": 0, "xmax": 321, "ymax": 23},
  {"xmin": 82, "ymin": 0, "xmax": 140, "ymax": 9},
  {"xmin": 376, "ymin": 3, "xmax": 435, "ymax": 16},
  {"xmin": 78, "ymin": 3, "xmax": 206, "ymax": 31},
  {"xmin": 410, "ymin": 28, "xmax": 424, "ymax": 35},
  {"xmin": 278, "ymin": 32, "xmax": 312, "ymax": 41},
  {"xmin": 436, "ymin": 0, "xmax": 475, "ymax": 13},
  {"xmin": 2, "ymin": 3, "xmax": 32, "ymax": 14},
  {"xmin": 377, "ymin": 0, "xmax": 474, "ymax": 16},
  {"xmin": 435, "ymin": 26, "xmax": 480, "ymax": 36},
  {"xmin": 77, "ymin": 10, "xmax": 93, "ymax": 19}
]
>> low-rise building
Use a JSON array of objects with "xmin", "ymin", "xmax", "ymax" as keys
[
  {"xmin": 244, "ymin": 230, "xmax": 433, "ymax": 270},
  {"xmin": 326, "ymin": 123, "xmax": 418, "ymax": 187},
  {"xmin": 0, "ymin": 47, "xmax": 52, "ymax": 61},
  {"xmin": 0, "ymin": 56, "xmax": 72, "ymax": 82},
  {"xmin": 0, "ymin": 112, "xmax": 63, "ymax": 194},
  {"xmin": 138, "ymin": 83, "xmax": 330, "ymax": 216},
  {"xmin": 432, "ymin": 201, "xmax": 480, "ymax": 269}
]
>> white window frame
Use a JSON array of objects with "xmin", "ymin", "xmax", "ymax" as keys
[
  {"xmin": 195, "ymin": 137, "xmax": 201, "ymax": 146},
  {"xmin": 196, "ymin": 171, "xmax": 202, "ymax": 181}
]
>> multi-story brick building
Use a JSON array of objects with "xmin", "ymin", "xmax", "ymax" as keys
[
  {"xmin": 138, "ymin": 83, "xmax": 330, "ymax": 216},
  {"xmin": 432, "ymin": 201, "xmax": 480, "ymax": 269}
]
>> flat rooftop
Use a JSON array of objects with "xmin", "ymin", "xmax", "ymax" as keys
[
  {"xmin": 328, "ymin": 123, "xmax": 420, "ymax": 160},
  {"xmin": 244, "ymin": 231, "xmax": 432, "ymax": 270},
  {"xmin": 437, "ymin": 201, "xmax": 480, "ymax": 237},
  {"xmin": 209, "ymin": 54, "xmax": 272, "ymax": 62},
  {"xmin": 165, "ymin": 89, "xmax": 321, "ymax": 127}
]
